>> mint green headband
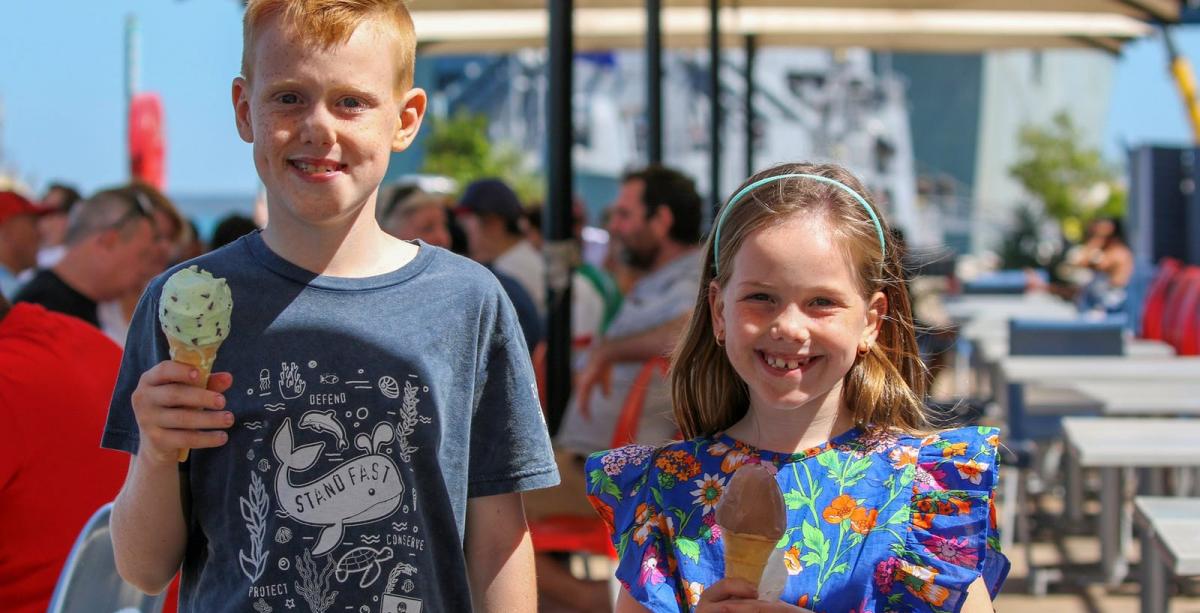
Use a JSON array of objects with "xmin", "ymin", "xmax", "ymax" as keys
[{"xmin": 713, "ymin": 173, "xmax": 886, "ymax": 274}]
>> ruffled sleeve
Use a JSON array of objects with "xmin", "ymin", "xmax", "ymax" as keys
[
  {"xmin": 891, "ymin": 426, "xmax": 1010, "ymax": 611},
  {"xmin": 585, "ymin": 445, "xmax": 689, "ymax": 613}
]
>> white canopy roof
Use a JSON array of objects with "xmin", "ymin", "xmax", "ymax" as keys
[{"xmin": 411, "ymin": 6, "xmax": 1153, "ymax": 54}]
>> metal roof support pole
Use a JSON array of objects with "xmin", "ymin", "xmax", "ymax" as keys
[
  {"xmin": 545, "ymin": 0, "xmax": 574, "ymax": 434},
  {"xmin": 647, "ymin": 0, "xmax": 663, "ymax": 164},
  {"xmin": 708, "ymin": 0, "xmax": 722, "ymax": 221},
  {"xmin": 744, "ymin": 33, "xmax": 756, "ymax": 179}
]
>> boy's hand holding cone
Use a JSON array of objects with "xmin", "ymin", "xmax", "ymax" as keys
[{"xmin": 158, "ymin": 265, "xmax": 233, "ymax": 461}]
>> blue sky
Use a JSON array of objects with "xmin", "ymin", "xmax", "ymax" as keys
[{"xmin": 1, "ymin": 1, "xmax": 1198, "ymax": 197}]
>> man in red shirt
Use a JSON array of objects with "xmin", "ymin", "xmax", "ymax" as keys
[{"xmin": 0, "ymin": 295, "xmax": 129, "ymax": 613}]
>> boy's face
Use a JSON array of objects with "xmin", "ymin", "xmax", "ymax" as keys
[{"xmin": 232, "ymin": 14, "xmax": 426, "ymax": 228}]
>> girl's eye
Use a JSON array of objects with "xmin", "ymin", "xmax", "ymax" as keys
[
  {"xmin": 810, "ymin": 297, "xmax": 837, "ymax": 308},
  {"xmin": 745, "ymin": 293, "xmax": 771, "ymax": 302}
]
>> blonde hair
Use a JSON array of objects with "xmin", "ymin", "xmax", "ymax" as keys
[
  {"xmin": 671, "ymin": 162, "xmax": 929, "ymax": 439},
  {"xmin": 241, "ymin": 0, "xmax": 417, "ymax": 91}
]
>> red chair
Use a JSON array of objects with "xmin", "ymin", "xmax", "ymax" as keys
[
  {"xmin": 528, "ymin": 356, "xmax": 673, "ymax": 562},
  {"xmin": 609, "ymin": 356, "xmax": 671, "ymax": 447},
  {"xmin": 1166, "ymin": 268, "xmax": 1200, "ymax": 355},
  {"xmin": 1142, "ymin": 258, "xmax": 1182, "ymax": 341},
  {"xmin": 531, "ymin": 341, "xmax": 548, "ymax": 413}
]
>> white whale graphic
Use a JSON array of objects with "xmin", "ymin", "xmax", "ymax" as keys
[{"xmin": 272, "ymin": 418, "xmax": 404, "ymax": 555}]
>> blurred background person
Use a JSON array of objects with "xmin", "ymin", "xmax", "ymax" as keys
[
  {"xmin": 176, "ymin": 219, "xmax": 207, "ymax": 262},
  {"xmin": 457, "ymin": 178, "xmax": 605, "ymax": 352},
  {"xmin": 34, "ymin": 182, "xmax": 82, "ymax": 270},
  {"xmin": 526, "ymin": 201, "xmax": 622, "ymax": 345},
  {"xmin": 14, "ymin": 188, "xmax": 158, "ymax": 327},
  {"xmin": 381, "ymin": 186, "xmax": 452, "ymax": 249},
  {"xmin": 95, "ymin": 183, "xmax": 189, "ymax": 346},
  {"xmin": 0, "ymin": 293, "xmax": 128, "ymax": 613},
  {"xmin": 1074, "ymin": 216, "xmax": 1134, "ymax": 316},
  {"xmin": 209, "ymin": 213, "xmax": 259, "ymax": 251},
  {"xmin": 383, "ymin": 184, "xmax": 544, "ymax": 352},
  {"xmin": 0, "ymin": 192, "xmax": 45, "ymax": 299}
]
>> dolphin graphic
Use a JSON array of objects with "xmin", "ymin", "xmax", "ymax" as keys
[
  {"xmin": 272, "ymin": 418, "xmax": 404, "ymax": 555},
  {"xmin": 298, "ymin": 410, "xmax": 349, "ymax": 450}
]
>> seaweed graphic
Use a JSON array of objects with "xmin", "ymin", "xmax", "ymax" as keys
[
  {"xmin": 383, "ymin": 561, "xmax": 418, "ymax": 593},
  {"xmin": 238, "ymin": 472, "xmax": 270, "ymax": 582},
  {"xmin": 294, "ymin": 549, "xmax": 338, "ymax": 613},
  {"xmin": 395, "ymin": 380, "xmax": 431, "ymax": 462}
]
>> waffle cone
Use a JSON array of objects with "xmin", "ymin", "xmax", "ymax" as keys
[
  {"xmin": 723, "ymin": 530, "xmax": 777, "ymax": 585},
  {"xmin": 166, "ymin": 337, "xmax": 223, "ymax": 461}
]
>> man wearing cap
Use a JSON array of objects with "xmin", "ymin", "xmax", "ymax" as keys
[
  {"xmin": 14, "ymin": 189, "xmax": 157, "ymax": 327},
  {"xmin": 456, "ymin": 178, "xmax": 605, "ymax": 349},
  {"xmin": 0, "ymin": 191, "xmax": 46, "ymax": 300},
  {"xmin": 457, "ymin": 178, "xmax": 549, "ymax": 310}
]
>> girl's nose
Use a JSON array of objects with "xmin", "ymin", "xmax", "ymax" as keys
[{"xmin": 770, "ymin": 304, "xmax": 811, "ymax": 343}]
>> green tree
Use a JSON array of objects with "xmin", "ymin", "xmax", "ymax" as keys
[
  {"xmin": 1008, "ymin": 110, "xmax": 1126, "ymax": 243},
  {"xmin": 421, "ymin": 112, "xmax": 543, "ymax": 203}
]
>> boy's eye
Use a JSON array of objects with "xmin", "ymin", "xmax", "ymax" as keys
[
  {"xmin": 277, "ymin": 93, "xmax": 300, "ymax": 105},
  {"xmin": 338, "ymin": 97, "xmax": 367, "ymax": 111}
]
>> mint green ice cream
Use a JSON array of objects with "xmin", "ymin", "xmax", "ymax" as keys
[{"xmin": 159, "ymin": 265, "xmax": 233, "ymax": 347}]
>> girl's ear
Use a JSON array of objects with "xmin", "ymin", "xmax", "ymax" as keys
[
  {"xmin": 862, "ymin": 290, "xmax": 887, "ymax": 347},
  {"xmin": 708, "ymin": 280, "xmax": 725, "ymax": 342}
]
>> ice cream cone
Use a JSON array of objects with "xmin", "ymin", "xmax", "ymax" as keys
[
  {"xmin": 167, "ymin": 337, "xmax": 223, "ymax": 461},
  {"xmin": 715, "ymin": 463, "xmax": 787, "ymax": 594},
  {"xmin": 167, "ymin": 337, "xmax": 221, "ymax": 387},
  {"xmin": 723, "ymin": 530, "xmax": 778, "ymax": 585},
  {"xmin": 158, "ymin": 265, "xmax": 233, "ymax": 463}
]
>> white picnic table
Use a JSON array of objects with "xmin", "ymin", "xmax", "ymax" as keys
[
  {"xmin": 1134, "ymin": 496, "xmax": 1200, "ymax": 613},
  {"xmin": 995, "ymin": 355, "xmax": 1200, "ymax": 385},
  {"xmin": 1062, "ymin": 418, "xmax": 1200, "ymax": 586},
  {"xmin": 941, "ymin": 292, "xmax": 1077, "ymax": 325},
  {"xmin": 944, "ymin": 293, "xmax": 1078, "ymax": 395}
]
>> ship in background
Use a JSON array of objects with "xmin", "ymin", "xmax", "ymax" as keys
[
  {"xmin": 403, "ymin": 48, "xmax": 932, "ymax": 245},
  {"xmin": 388, "ymin": 46, "xmax": 1116, "ymax": 256}
]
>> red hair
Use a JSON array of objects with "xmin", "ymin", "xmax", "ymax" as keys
[{"xmin": 242, "ymin": 0, "xmax": 416, "ymax": 90}]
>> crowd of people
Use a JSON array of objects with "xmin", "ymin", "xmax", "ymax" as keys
[{"xmin": 2, "ymin": 1, "xmax": 1017, "ymax": 612}]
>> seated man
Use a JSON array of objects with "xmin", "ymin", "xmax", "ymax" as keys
[
  {"xmin": 14, "ymin": 189, "xmax": 158, "ymax": 327},
  {"xmin": 527, "ymin": 165, "xmax": 704, "ymax": 612}
]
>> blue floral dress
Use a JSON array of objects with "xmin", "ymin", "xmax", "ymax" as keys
[{"xmin": 585, "ymin": 426, "xmax": 1009, "ymax": 613}]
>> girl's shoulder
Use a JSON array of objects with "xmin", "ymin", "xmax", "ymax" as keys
[
  {"xmin": 895, "ymin": 425, "xmax": 1003, "ymax": 492},
  {"xmin": 585, "ymin": 438, "xmax": 722, "ymax": 500}
]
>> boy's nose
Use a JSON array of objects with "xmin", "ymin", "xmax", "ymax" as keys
[{"xmin": 300, "ymin": 106, "xmax": 336, "ymax": 146}]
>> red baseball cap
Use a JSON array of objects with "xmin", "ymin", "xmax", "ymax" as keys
[{"xmin": 0, "ymin": 191, "xmax": 50, "ymax": 224}]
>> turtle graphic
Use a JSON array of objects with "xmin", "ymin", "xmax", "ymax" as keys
[{"xmin": 335, "ymin": 545, "xmax": 394, "ymax": 588}]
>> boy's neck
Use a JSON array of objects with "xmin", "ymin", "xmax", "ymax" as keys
[
  {"xmin": 260, "ymin": 201, "xmax": 416, "ymax": 278},
  {"xmin": 726, "ymin": 389, "xmax": 856, "ymax": 454}
]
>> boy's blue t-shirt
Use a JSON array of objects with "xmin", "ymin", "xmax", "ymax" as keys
[{"xmin": 102, "ymin": 232, "xmax": 559, "ymax": 613}]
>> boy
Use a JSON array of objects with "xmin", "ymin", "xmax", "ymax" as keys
[{"xmin": 102, "ymin": 2, "xmax": 558, "ymax": 611}]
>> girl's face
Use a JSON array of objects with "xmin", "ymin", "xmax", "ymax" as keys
[{"xmin": 709, "ymin": 213, "xmax": 885, "ymax": 416}]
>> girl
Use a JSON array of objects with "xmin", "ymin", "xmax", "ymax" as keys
[{"xmin": 586, "ymin": 163, "xmax": 1008, "ymax": 612}]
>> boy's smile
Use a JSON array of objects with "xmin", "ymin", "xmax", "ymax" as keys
[
  {"xmin": 289, "ymin": 157, "xmax": 347, "ymax": 180},
  {"xmin": 233, "ymin": 12, "xmax": 425, "ymax": 231}
]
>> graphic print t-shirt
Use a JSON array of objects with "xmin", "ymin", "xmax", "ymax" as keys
[{"xmin": 102, "ymin": 233, "xmax": 558, "ymax": 613}]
